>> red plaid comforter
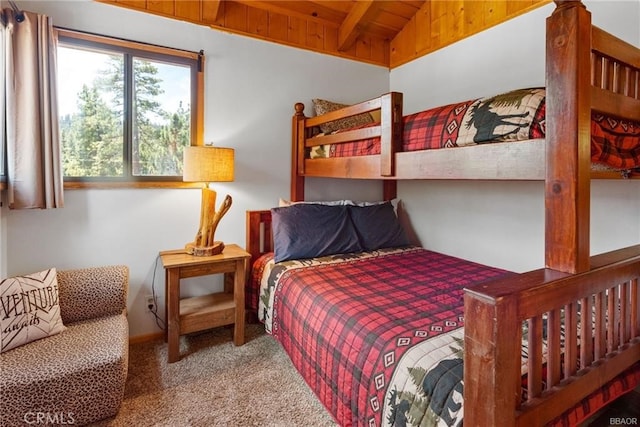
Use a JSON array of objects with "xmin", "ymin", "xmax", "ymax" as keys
[
  {"xmin": 248, "ymin": 248, "xmax": 640, "ymax": 427},
  {"xmin": 318, "ymin": 88, "xmax": 640, "ymax": 171},
  {"xmin": 253, "ymin": 247, "xmax": 511, "ymax": 426}
]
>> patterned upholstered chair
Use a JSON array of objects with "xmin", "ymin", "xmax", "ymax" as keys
[{"xmin": 0, "ymin": 265, "xmax": 129, "ymax": 426}]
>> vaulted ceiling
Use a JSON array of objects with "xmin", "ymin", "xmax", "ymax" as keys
[{"xmin": 99, "ymin": 0, "xmax": 550, "ymax": 68}]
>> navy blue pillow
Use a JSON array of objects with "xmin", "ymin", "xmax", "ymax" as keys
[
  {"xmin": 271, "ymin": 204, "xmax": 363, "ymax": 263},
  {"xmin": 347, "ymin": 202, "xmax": 409, "ymax": 251}
]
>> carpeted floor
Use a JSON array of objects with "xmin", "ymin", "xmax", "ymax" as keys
[
  {"xmin": 91, "ymin": 323, "xmax": 639, "ymax": 427},
  {"xmin": 92, "ymin": 324, "xmax": 336, "ymax": 427}
]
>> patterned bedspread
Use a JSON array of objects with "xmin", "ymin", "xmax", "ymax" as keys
[
  {"xmin": 247, "ymin": 247, "xmax": 640, "ymax": 427},
  {"xmin": 308, "ymin": 87, "xmax": 640, "ymax": 171},
  {"xmin": 250, "ymin": 247, "xmax": 511, "ymax": 426}
]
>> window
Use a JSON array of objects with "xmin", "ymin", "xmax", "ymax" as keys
[{"xmin": 56, "ymin": 29, "xmax": 203, "ymax": 184}]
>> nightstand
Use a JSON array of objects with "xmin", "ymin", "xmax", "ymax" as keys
[{"xmin": 160, "ymin": 244, "xmax": 251, "ymax": 363}]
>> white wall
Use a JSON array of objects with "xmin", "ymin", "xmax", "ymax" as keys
[
  {"xmin": 3, "ymin": 0, "xmax": 387, "ymax": 338},
  {"xmin": 390, "ymin": 0, "xmax": 640, "ymax": 272}
]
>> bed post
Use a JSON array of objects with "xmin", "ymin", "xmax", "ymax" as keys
[
  {"xmin": 383, "ymin": 180, "xmax": 397, "ymax": 201},
  {"xmin": 380, "ymin": 92, "xmax": 403, "ymax": 177},
  {"xmin": 545, "ymin": 0, "xmax": 591, "ymax": 274},
  {"xmin": 463, "ymin": 290, "xmax": 522, "ymax": 427},
  {"xmin": 291, "ymin": 102, "xmax": 306, "ymax": 201},
  {"xmin": 381, "ymin": 92, "xmax": 402, "ymax": 200}
]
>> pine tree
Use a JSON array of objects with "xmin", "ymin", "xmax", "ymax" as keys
[
  {"xmin": 60, "ymin": 54, "xmax": 191, "ymax": 177},
  {"xmin": 61, "ymin": 84, "xmax": 122, "ymax": 177}
]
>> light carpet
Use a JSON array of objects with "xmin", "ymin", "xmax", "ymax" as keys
[{"xmin": 92, "ymin": 324, "xmax": 337, "ymax": 427}]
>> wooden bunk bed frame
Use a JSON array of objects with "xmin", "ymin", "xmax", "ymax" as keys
[
  {"xmin": 246, "ymin": 1, "xmax": 640, "ymax": 426},
  {"xmin": 291, "ymin": 2, "xmax": 640, "ymax": 189}
]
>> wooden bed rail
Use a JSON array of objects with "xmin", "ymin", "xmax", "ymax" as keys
[{"xmin": 464, "ymin": 244, "xmax": 640, "ymax": 427}]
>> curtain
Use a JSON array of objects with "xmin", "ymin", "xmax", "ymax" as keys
[{"xmin": 4, "ymin": 8, "xmax": 63, "ymax": 209}]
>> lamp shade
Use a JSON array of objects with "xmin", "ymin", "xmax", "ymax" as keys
[{"xmin": 183, "ymin": 146, "xmax": 234, "ymax": 183}]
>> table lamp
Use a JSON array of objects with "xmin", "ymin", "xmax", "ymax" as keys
[{"xmin": 183, "ymin": 145, "xmax": 234, "ymax": 256}]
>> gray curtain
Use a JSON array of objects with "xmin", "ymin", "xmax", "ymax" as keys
[{"xmin": 4, "ymin": 8, "xmax": 63, "ymax": 209}]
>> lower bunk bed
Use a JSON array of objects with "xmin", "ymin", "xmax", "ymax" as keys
[{"xmin": 245, "ymin": 205, "xmax": 640, "ymax": 427}]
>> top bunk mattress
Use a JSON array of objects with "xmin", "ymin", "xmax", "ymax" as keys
[{"xmin": 308, "ymin": 87, "xmax": 640, "ymax": 172}]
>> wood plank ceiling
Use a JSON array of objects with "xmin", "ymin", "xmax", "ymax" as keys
[{"xmin": 99, "ymin": 0, "xmax": 550, "ymax": 68}]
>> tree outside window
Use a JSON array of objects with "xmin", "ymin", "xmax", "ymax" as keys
[{"xmin": 56, "ymin": 30, "xmax": 202, "ymax": 184}]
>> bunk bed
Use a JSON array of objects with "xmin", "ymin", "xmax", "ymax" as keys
[{"xmin": 246, "ymin": 1, "xmax": 640, "ymax": 426}]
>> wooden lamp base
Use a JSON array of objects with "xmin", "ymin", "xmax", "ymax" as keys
[
  {"xmin": 187, "ymin": 187, "xmax": 232, "ymax": 257},
  {"xmin": 185, "ymin": 241, "xmax": 225, "ymax": 257}
]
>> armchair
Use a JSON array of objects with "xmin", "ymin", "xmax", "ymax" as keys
[{"xmin": 0, "ymin": 265, "xmax": 129, "ymax": 426}]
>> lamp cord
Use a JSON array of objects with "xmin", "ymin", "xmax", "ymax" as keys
[{"xmin": 150, "ymin": 255, "xmax": 166, "ymax": 331}]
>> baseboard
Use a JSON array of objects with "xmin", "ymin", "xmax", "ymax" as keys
[
  {"xmin": 128, "ymin": 317, "xmax": 262, "ymax": 345},
  {"xmin": 129, "ymin": 332, "xmax": 164, "ymax": 345}
]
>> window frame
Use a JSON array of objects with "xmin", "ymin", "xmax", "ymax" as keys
[{"xmin": 55, "ymin": 28, "xmax": 204, "ymax": 189}]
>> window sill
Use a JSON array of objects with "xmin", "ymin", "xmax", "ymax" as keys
[
  {"xmin": 63, "ymin": 181, "xmax": 204, "ymax": 190},
  {"xmin": 0, "ymin": 181, "xmax": 202, "ymax": 191}
]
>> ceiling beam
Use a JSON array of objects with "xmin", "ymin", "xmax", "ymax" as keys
[
  {"xmin": 208, "ymin": 0, "xmax": 223, "ymax": 22},
  {"xmin": 338, "ymin": 0, "xmax": 378, "ymax": 51},
  {"xmin": 233, "ymin": 0, "xmax": 340, "ymax": 27}
]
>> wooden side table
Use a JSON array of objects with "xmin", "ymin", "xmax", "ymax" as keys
[{"xmin": 160, "ymin": 244, "xmax": 250, "ymax": 363}]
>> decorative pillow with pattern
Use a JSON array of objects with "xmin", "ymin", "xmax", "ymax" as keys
[
  {"xmin": 0, "ymin": 268, "xmax": 66, "ymax": 353},
  {"xmin": 312, "ymin": 98, "xmax": 374, "ymax": 134},
  {"xmin": 456, "ymin": 87, "xmax": 546, "ymax": 146}
]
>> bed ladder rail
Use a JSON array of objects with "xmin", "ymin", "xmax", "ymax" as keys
[{"xmin": 464, "ymin": 244, "xmax": 640, "ymax": 427}]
